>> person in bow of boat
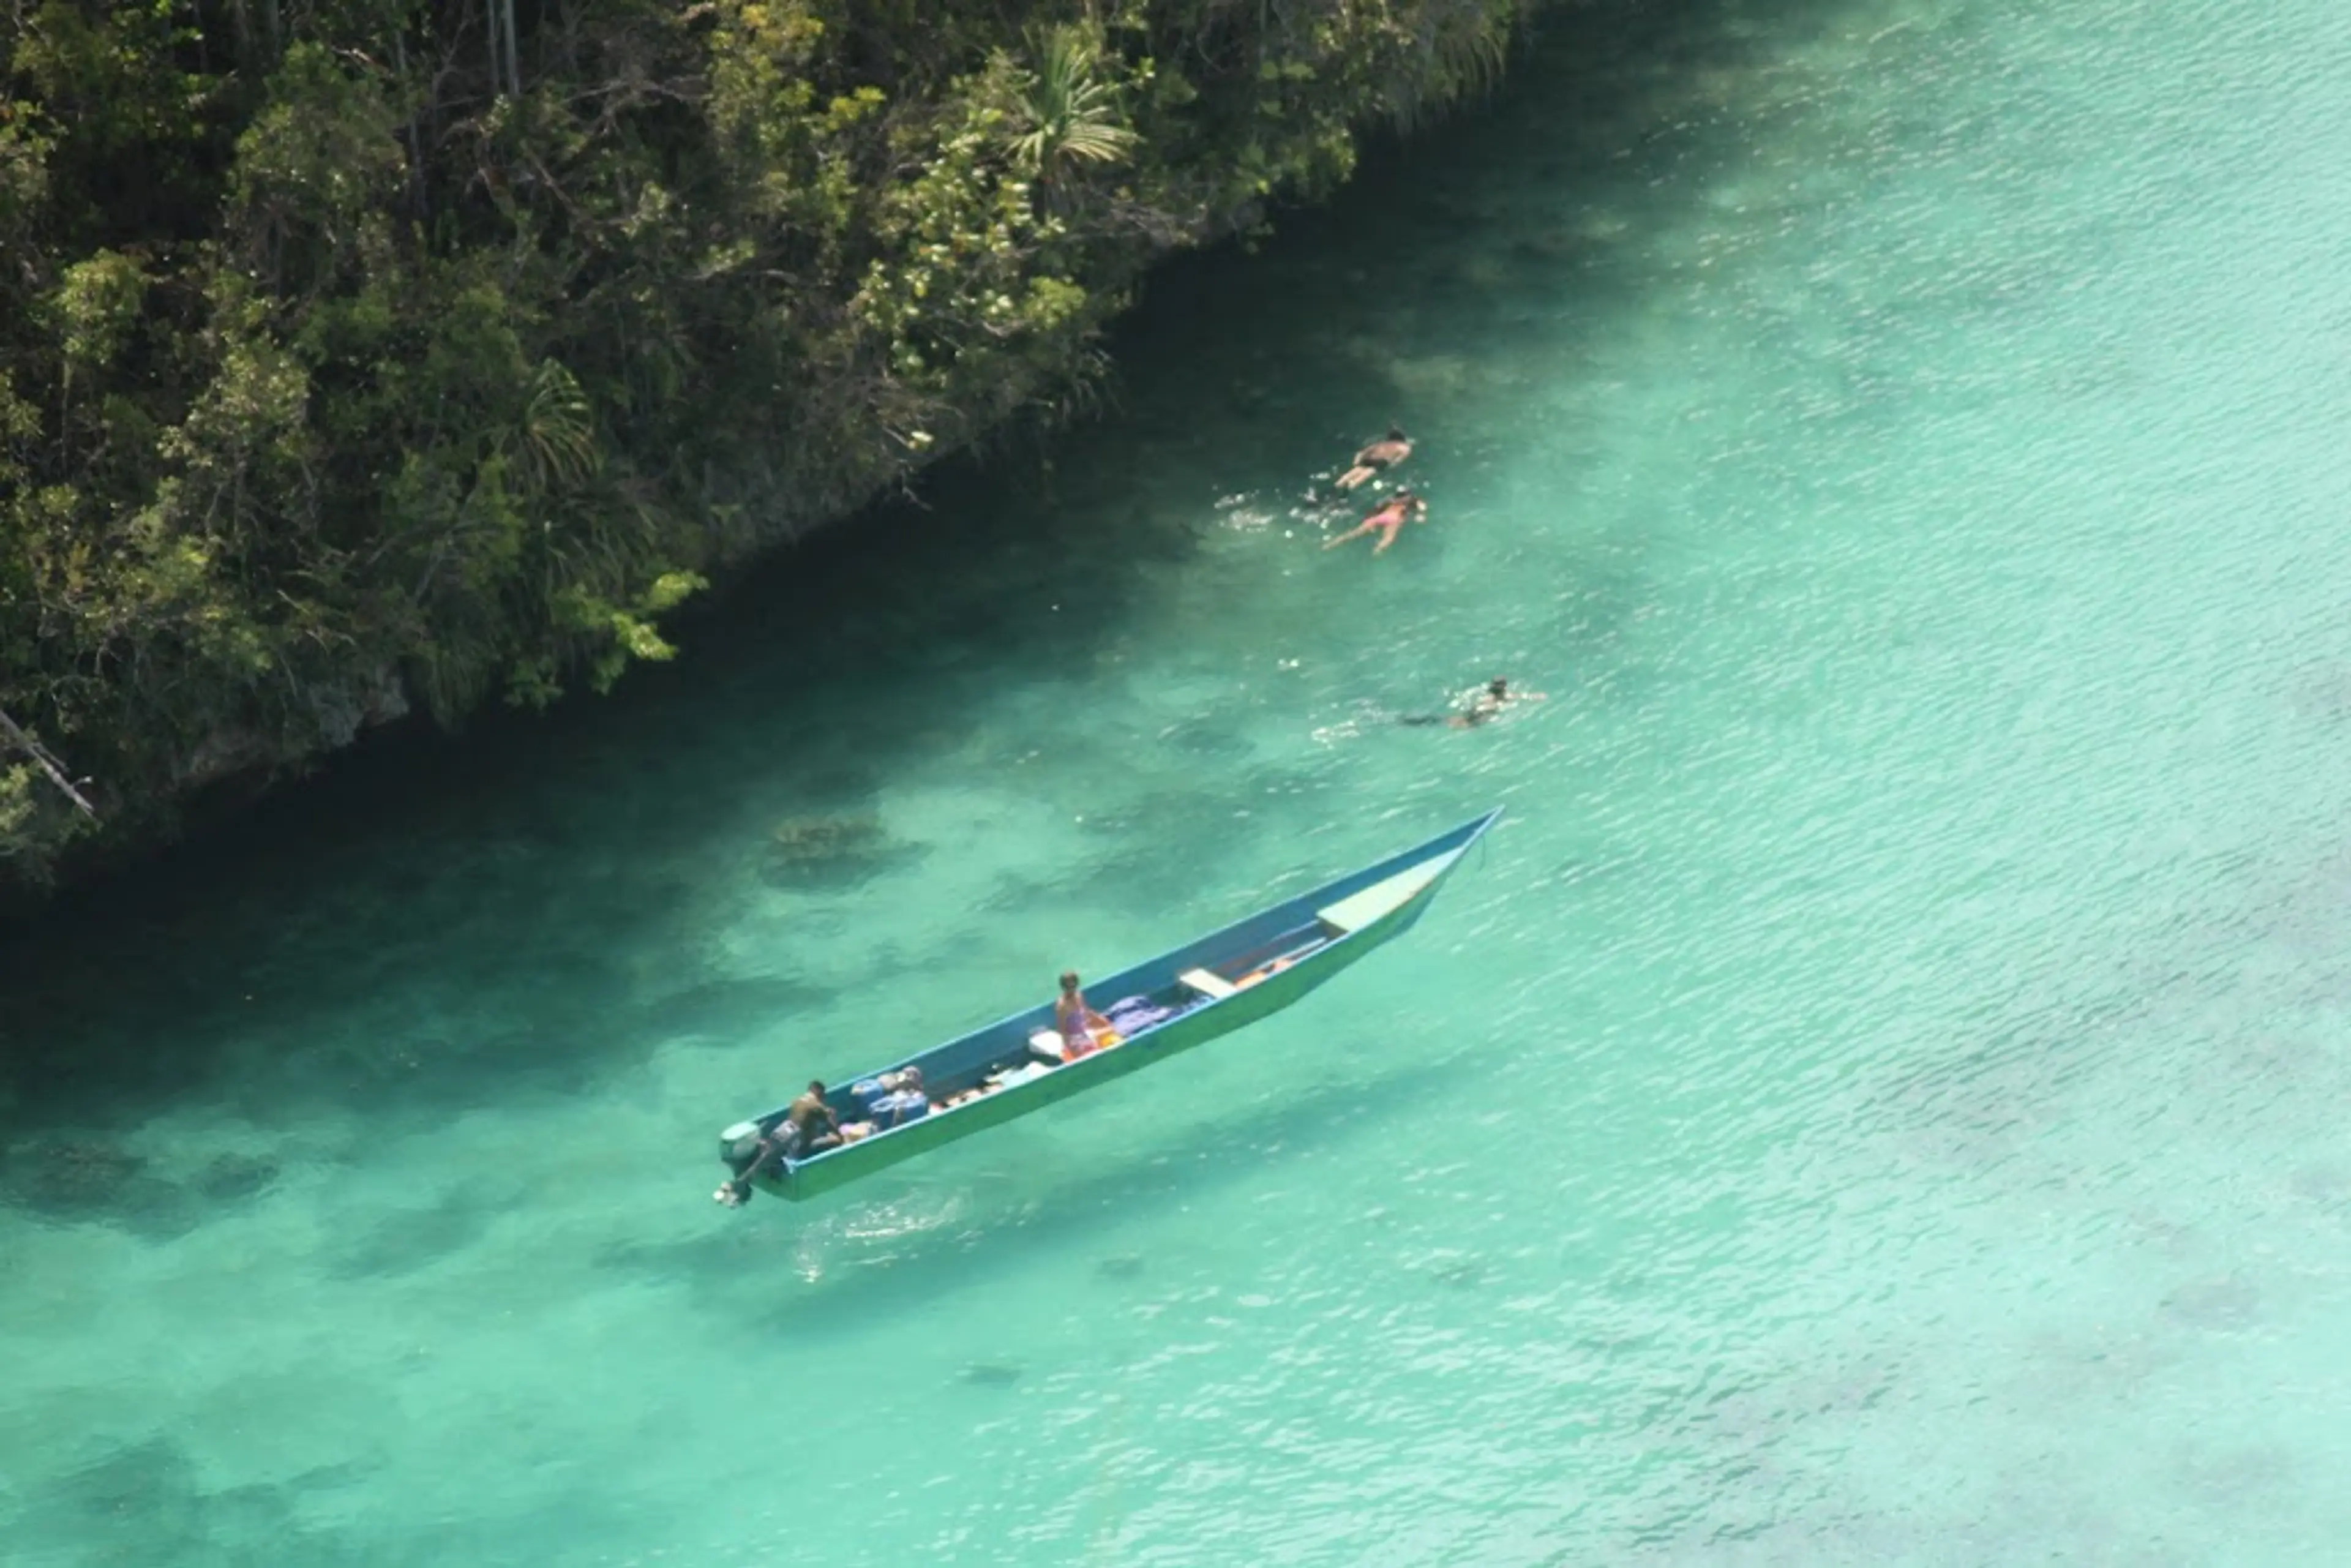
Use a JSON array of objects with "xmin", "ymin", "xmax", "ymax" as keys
[
  {"xmin": 1056, "ymin": 971, "xmax": 1117, "ymax": 1060},
  {"xmin": 1334, "ymin": 426, "xmax": 1412, "ymax": 491},
  {"xmin": 714, "ymin": 1081, "xmax": 843, "ymax": 1207},
  {"xmin": 1323, "ymin": 489, "xmax": 1427, "ymax": 556}
]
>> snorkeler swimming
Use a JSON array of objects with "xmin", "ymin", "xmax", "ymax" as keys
[
  {"xmin": 1398, "ymin": 677, "xmax": 1546, "ymax": 728},
  {"xmin": 1323, "ymin": 489, "xmax": 1427, "ymax": 555},
  {"xmin": 1334, "ymin": 426, "xmax": 1413, "ymax": 490}
]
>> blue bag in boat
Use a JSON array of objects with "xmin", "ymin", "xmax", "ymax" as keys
[{"xmin": 866, "ymin": 1090, "xmax": 929, "ymax": 1128}]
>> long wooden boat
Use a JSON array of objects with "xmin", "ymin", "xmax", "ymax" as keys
[{"xmin": 716, "ymin": 808, "xmax": 1501, "ymax": 1204}]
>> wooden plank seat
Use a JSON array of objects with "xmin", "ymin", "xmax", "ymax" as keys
[{"xmin": 1179, "ymin": 967, "xmax": 1239, "ymax": 1000}]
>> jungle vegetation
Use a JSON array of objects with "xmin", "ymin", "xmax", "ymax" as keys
[{"xmin": 0, "ymin": 0, "xmax": 1531, "ymax": 888}]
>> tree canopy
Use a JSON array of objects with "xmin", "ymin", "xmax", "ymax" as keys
[{"xmin": 0, "ymin": 0, "xmax": 1531, "ymax": 886}]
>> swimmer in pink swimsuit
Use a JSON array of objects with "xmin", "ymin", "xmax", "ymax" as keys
[{"xmin": 1323, "ymin": 488, "xmax": 1427, "ymax": 555}]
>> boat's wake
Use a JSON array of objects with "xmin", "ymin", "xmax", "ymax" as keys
[{"xmin": 791, "ymin": 1190, "xmax": 973, "ymax": 1280}]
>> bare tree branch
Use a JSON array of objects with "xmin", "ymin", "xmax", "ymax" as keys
[{"xmin": 0, "ymin": 707, "xmax": 100, "ymax": 820}]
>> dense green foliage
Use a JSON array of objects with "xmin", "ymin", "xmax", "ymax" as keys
[{"xmin": 0, "ymin": 0, "xmax": 1529, "ymax": 884}]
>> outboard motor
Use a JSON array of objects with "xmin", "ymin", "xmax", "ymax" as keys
[{"xmin": 718, "ymin": 1121, "xmax": 765, "ymax": 1176}]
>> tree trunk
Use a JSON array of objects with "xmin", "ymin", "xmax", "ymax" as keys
[
  {"xmin": 489, "ymin": 0, "xmax": 521, "ymax": 97},
  {"xmin": 485, "ymin": 0, "xmax": 504, "ymax": 99},
  {"xmin": 391, "ymin": 24, "xmax": 427, "ymax": 216}
]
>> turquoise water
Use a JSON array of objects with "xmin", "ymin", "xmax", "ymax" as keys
[{"xmin": 10, "ymin": 0, "xmax": 2351, "ymax": 1558}]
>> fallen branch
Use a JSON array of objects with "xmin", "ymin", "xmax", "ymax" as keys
[{"xmin": 0, "ymin": 707, "xmax": 99, "ymax": 820}]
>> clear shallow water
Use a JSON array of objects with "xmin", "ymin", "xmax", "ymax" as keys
[{"xmin": 9, "ymin": 0, "xmax": 2351, "ymax": 1559}]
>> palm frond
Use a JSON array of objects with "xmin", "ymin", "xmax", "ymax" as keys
[
  {"xmin": 1394, "ymin": 1, "xmax": 1517, "ymax": 133},
  {"xmin": 1054, "ymin": 119, "xmax": 1139, "ymax": 166},
  {"xmin": 517, "ymin": 359, "xmax": 599, "ymax": 492},
  {"xmin": 1012, "ymin": 24, "xmax": 1138, "ymax": 179}
]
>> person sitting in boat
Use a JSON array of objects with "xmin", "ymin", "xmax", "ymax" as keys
[
  {"xmin": 1335, "ymin": 426, "xmax": 1412, "ymax": 490},
  {"xmin": 1056, "ymin": 971, "xmax": 1116, "ymax": 1060},
  {"xmin": 1322, "ymin": 489, "xmax": 1426, "ymax": 556},
  {"xmin": 714, "ymin": 1081, "xmax": 842, "ymax": 1207},
  {"xmin": 784, "ymin": 1080, "xmax": 844, "ymax": 1152}
]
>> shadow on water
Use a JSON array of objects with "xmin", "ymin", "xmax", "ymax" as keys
[
  {"xmin": 0, "ymin": 0, "xmax": 1864, "ymax": 1147},
  {"xmin": 323, "ymin": 1180, "xmax": 502, "ymax": 1281},
  {"xmin": 599, "ymin": 1050, "xmax": 1458, "ymax": 1337}
]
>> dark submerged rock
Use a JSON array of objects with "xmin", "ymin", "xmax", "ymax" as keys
[
  {"xmin": 193, "ymin": 1152, "xmax": 280, "ymax": 1202},
  {"xmin": 10, "ymin": 1136, "xmax": 143, "ymax": 1210},
  {"xmin": 760, "ymin": 814, "xmax": 912, "ymax": 889}
]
